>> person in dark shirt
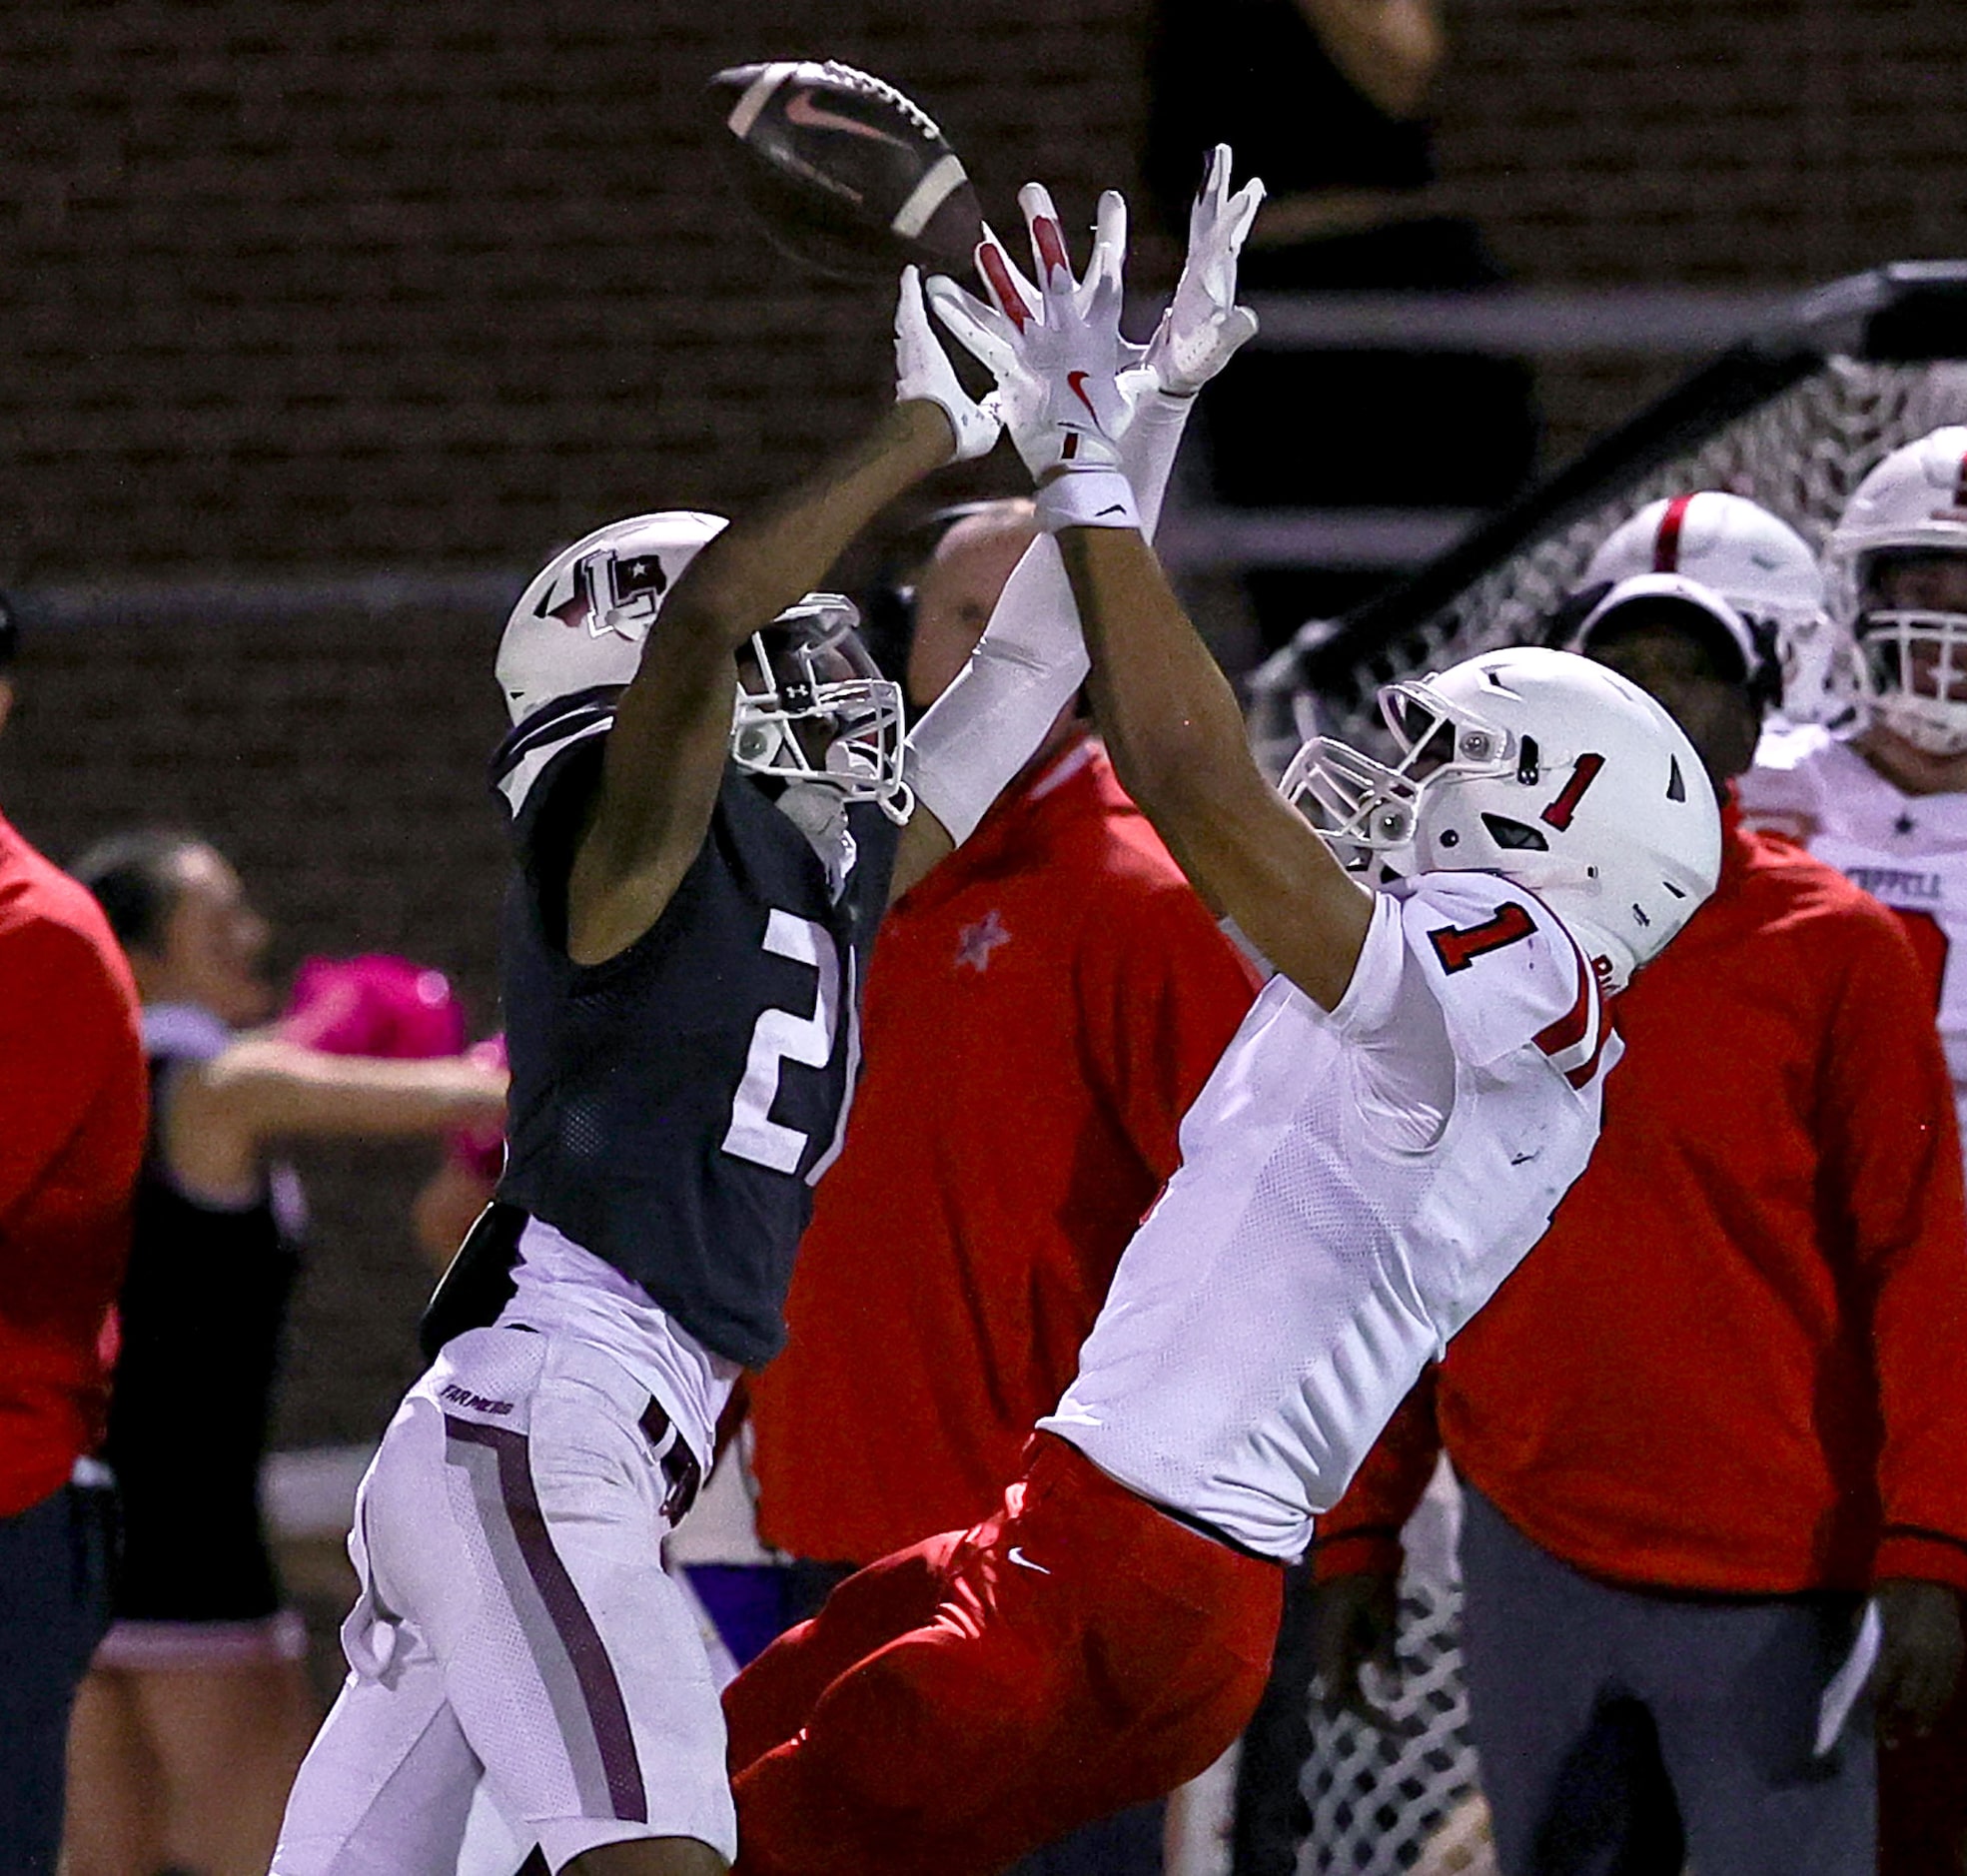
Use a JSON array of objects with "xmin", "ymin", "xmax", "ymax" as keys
[{"xmin": 1148, "ymin": 0, "xmax": 1536, "ymax": 643}]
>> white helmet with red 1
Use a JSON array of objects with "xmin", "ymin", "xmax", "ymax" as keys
[
  {"xmin": 1284, "ymin": 645, "xmax": 1720, "ymax": 992},
  {"xmin": 1823, "ymin": 425, "xmax": 1967, "ymax": 755}
]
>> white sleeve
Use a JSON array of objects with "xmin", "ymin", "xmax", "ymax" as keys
[
  {"xmin": 1391, "ymin": 874, "xmax": 1600, "ymax": 1078},
  {"xmin": 901, "ymin": 393, "xmax": 1195, "ymax": 846}
]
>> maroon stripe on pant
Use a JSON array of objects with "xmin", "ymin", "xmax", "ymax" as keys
[{"xmin": 445, "ymin": 1415, "xmax": 647, "ymax": 1822}]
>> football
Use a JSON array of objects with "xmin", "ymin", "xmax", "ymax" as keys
[{"xmin": 707, "ymin": 60, "xmax": 984, "ymax": 281}]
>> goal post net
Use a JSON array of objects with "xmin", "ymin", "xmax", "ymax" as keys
[{"xmin": 1248, "ymin": 262, "xmax": 1967, "ymax": 756}]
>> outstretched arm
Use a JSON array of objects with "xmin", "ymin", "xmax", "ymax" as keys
[
  {"xmin": 895, "ymin": 151, "xmax": 1266, "ymax": 901},
  {"xmin": 566, "ymin": 275, "xmax": 998, "ymax": 964},
  {"xmin": 1059, "ymin": 525, "xmax": 1372, "ymax": 1008},
  {"xmin": 568, "ymin": 401, "xmax": 955, "ymax": 963},
  {"xmin": 929, "ymin": 170, "xmax": 1372, "ymax": 1006},
  {"xmin": 165, "ymin": 1041, "xmax": 509, "ymax": 1205}
]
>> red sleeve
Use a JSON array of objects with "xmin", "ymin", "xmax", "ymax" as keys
[
  {"xmin": 1075, "ymin": 881, "xmax": 1260, "ymax": 1184},
  {"xmin": 1313, "ymin": 1368, "xmax": 1444, "ymax": 1580},
  {"xmin": 0, "ymin": 919, "xmax": 132, "ymax": 1235},
  {"xmin": 1820, "ymin": 906, "xmax": 1967, "ymax": 1592}
]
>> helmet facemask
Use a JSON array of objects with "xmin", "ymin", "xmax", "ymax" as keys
[
  {"xmin": 732, "ymin": 594, "xmax": 910, "ymax": 822},
  {"xmin": 1282, "ymin": 681, "xmax": 1518, "ymax": 884},
  {"xmin": 1852, "ymin": 549, "xmax": 1967, "ymax": 756}
]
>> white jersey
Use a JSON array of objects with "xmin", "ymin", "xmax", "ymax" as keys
[
  {"xmin": 1039, "ymin": 871, "xmax": 1619, "ymax": 1562},
  {"xmin": 1740, "ymin": 723, "xmax": 1967, "ymax": 1127}
]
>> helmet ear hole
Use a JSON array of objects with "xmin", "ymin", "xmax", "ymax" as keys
[{"xmin": 1480, "ymin": 813, "xmax": 1548, "ymax": 851}]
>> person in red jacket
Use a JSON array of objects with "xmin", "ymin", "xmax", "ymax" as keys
[
  {"xmin": 0, "ymin": 600, "xmax": 150, "ymax": 1876},
  {"xmin": 1313, "ymin": 574, "xmax": 1967, "ymax": 1875}
]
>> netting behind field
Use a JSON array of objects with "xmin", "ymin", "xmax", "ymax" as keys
[
  {"xmin": 1308, "ymin": 357, "xmax": 1967, "ymax": 745},
  {"xmin": 1300, "ymin": 1577, "xmax": 1482, "ymax": 1876}
]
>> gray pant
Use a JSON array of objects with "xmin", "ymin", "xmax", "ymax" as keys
[{"xmin": 1459, "ymin": 1485, "xmax": 1875, "ymax": 1876}]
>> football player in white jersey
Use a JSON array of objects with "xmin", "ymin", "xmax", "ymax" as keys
[
  {"xmin": 1743, "ymin": 427, "xmax": 1967, "ymax": 1126},
  {"xmin": 717, "ymin": 180, "xmax": 1721, "ymax": 1876},
  {"xmin": 1738, "ymin": 425, "xmax": 1967, "ymax": 1868}
]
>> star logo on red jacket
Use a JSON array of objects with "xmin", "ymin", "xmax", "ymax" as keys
[{"xmin": 955, "ymin": 909, "xmax": 1012, "ymax": 973}]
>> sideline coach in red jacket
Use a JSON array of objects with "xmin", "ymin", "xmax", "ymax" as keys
[
  {"xmin": 0, "ymin": 601, "xmax": 149, "ymax": 1874},
  {"xmin": 1315, "ymin": 577, "xmax": 1967, "ymax": 1874}
]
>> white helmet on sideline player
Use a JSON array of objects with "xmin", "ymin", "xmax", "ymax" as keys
[
  {"xmin": 494, "ymin": 511, "xmax": 908, "ymax": 818},
  {"xmin": 1823, "ymin": 426, "xmax": 1967, "ymax": 756},
  {"xmin": 1284, "ymin": 645, "xmax": 1720, "ymax": 992},
  {"xmin": 1581, "ymin": 491, "xmax": 1833, "ymax": 717}
]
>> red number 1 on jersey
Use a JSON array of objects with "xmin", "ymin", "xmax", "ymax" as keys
[{"xmin": 1429, "ymin": 901, "xmax": 1537, "ymax": 974}]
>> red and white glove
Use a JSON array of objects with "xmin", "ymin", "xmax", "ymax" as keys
[
  {"xmin": 1139, "ymin": 144, "xmax": 1265, "ymax": 401},
  {"xmin": 895, "ymin": 264, "xmax": 1001, "ymax": 463},
  {"xmin": 927, "ymin": 184, "xmax": 1143, "ymax": 529}
]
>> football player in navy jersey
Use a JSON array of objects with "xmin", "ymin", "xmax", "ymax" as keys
[{"xmin": 274, "ymin": 190, "xmax": 1254, "ymax": 1876}]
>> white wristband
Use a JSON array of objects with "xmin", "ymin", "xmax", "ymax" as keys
[{"xmin": 1034, "ymin": 469, "xmax": 1141, "ymax": 535}]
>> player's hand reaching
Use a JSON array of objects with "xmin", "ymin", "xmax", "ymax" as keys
[
  {"xmin": 895, "ymin": 264, "xmax": 1001, "ymax": 463},
  {"xmin": 1139, "ymin": 144, "xmax": 1265, "ymax": 401},
  {"xmin": 926, "ymin": 185, "xmax": 1138, "ymax": 485}
]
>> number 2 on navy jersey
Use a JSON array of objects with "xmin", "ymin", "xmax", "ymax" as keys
[
  {"xmin": 1429, "ymin": 901, "xmax": 1537, "ymax": 974},
  {"xmin": 722, "ymin": 910, "xmax": 841, "ymax": 1176}
]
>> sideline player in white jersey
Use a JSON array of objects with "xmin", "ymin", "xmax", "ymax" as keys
[
  {"xmin": 271, "ymin": 183, "xmax": 1263, "ymax": 1876},
  {"xmin": 719, "ymin": 178, "xmax": 1721, "ymax": 1876},
  {"xmin": 1738, "ymin": 425, "xmax": 1967, "ymax": 1870},
  {"xmin": 1743, "ymin": 426, "xmax": 1967, "ymax": 1128}
]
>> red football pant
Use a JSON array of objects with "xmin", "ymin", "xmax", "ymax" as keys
[{"xmin": 724, "ymin": 1433, "xmax": 1283, "ymax": 1876}]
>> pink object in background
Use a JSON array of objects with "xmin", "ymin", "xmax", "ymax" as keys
[
  {"xmin": 282, "ymin": 954, "xmax": 468, "ymax": 1061},
  {"xmin": 450, "ymin": 1035, "xmax": 507, "ymax": 1181}
]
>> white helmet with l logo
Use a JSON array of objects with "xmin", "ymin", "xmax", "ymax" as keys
[
  {"xmin": 1285, "ymin": 645, "xmax": 1721, "ymax": 992},
  {"xmin": 496, "ymin": 511, "xmax": 730, "ymax": 729},
  {"xmin": 494, "ymin": 510, "xmax": 908, "ymax": 821}
]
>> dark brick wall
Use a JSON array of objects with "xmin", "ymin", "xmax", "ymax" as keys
[
  {"xmin": 0, "ymin": 0, "xmax": 1148, "ymax": 583},
  {"xmin": 4, "ymin": 0, "xmax": 1967, "ymax": 1446}
]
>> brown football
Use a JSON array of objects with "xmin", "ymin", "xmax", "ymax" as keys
[{"xmin": 707, "ymin": 61, "xmax": 984, "ymax": 281}]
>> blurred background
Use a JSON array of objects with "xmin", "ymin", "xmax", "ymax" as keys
[{"xmin": 3, "ymin": 0, "xmax": 1967, "ymax": 1486}]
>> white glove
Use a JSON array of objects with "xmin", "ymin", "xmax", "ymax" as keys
[
  {"xmin": 926, "ymin": 185, "xmax": 1139, "ymax": 482},
  {"xmin": 1142, "ymin": 145, "xmax": 1265, "ymax": 399},
  {"xmin": 895, "ymin": 264, "xmax": 1000, "ymax": 463}
]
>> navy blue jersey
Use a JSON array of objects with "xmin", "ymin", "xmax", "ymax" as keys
[{"xmin": 428, "ymin": 697, "xmax": 898, "ymax": 1366}]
